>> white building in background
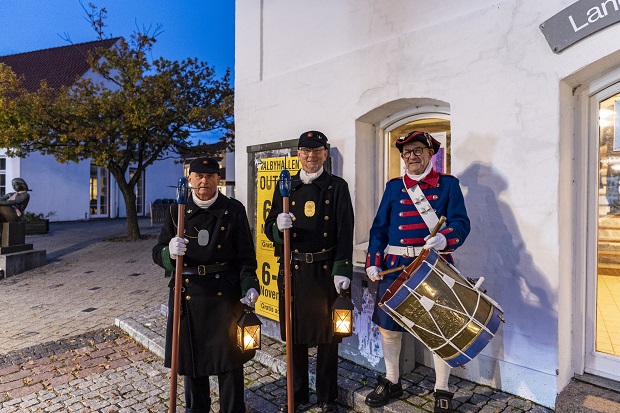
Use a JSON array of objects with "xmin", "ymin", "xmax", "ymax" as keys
[
  {"xmin": 0, "ymin": 40, "xmax": 182, "ymax": 221},
  {"xmin": 234, "ymin": 0, "xmax": 620, "ymax": 408}
]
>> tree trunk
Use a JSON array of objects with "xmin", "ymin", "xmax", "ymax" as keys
[{"xmin": 114, "ymin": 175, "xmax": 142, "ymax": 241}]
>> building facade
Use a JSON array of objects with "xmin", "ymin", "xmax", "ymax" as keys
[{"xmin": 234, "ymin": 0, "xmax": 620, "ymax": 408}]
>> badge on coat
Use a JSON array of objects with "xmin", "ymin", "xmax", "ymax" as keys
[
  {"xmin": 304, "ymin": 201, "xmax": 316, "ymax": 217},
  {"xmin": 198, "ymin": 229, "xmax": 210, "ymax": 246}
]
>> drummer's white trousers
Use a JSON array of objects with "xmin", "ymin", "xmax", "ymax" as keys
[{"xmin": 379, "ymin": 328, "xmax": 451, "ymax": 392}]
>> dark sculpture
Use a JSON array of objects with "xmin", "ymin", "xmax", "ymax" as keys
[{"xmin": 0, "ymin": 178, "xmax": 30, "ymax": 223}]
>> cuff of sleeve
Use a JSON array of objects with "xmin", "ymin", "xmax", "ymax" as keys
[
  {"xmin": 271, "ymin": 223, "xmax": 284, "ymax": 245},
  {"xmin": 240, "ymin": 275, "xmax": 260, "ymax": 295},
  {"xmin": 332, "ymin": 259, "xmax": 352, "ymax": 278},
  {"xmin": 161, "ymin": 247, "xmax": 175, "ymax": 271}
]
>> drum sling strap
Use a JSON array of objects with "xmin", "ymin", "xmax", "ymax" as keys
[{"xmin": 403, "ymin": 177, "xmax": 440, "ymax": 232}]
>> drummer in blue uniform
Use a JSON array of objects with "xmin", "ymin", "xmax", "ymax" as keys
[{"xmin": 364, "ymin": 131, "xmax": 470, "ymax": 413}]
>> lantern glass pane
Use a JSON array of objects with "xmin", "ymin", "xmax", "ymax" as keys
[
  {"xmin": 243, "ymin": 325, "xmax": 261, "ymax": 350},
  {"xmin": 333, "ymin": 309, "xmax": 352, "ymax": 334}
]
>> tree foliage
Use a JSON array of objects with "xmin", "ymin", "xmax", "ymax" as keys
[{"xmin": 0, "ymin": 3, "xmax": 234, "ymax": 240}]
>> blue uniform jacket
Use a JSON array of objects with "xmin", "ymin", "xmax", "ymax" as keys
[{"xmin": 366, "ymin": 169, "xmax": 470, "ymax": 331}]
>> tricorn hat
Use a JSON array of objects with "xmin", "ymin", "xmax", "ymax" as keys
[{"xmin": 395, "ymin": 131, "xmax": 441, "ymax": 154}]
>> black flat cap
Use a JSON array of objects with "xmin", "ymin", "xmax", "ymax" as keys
[
  {"xmin": 189, "ymin": 157, "xmax": 220, "ymax": 174},
  {"xmin": 298, "ymin": 130, "xmax": 329, "ymax": 148}
]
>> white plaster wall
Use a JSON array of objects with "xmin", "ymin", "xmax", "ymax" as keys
[
  {"xmin": 236, "ymin": 0, "xmax": 620, "ymax": 407},
  {"xmin": 20, "ymin": 153, "xmax": 90, "ymax": 221}
]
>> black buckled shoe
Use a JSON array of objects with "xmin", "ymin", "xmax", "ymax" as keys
[
  {"xmin": 319, "ymin": 401, "xmax": 339, "ymax": 413},
  {"xmin": 364, "ymin": 375, "xmax": 403, "ymax": 407},
  {"xmin": 434, "ymin": 390, "xmax": 454, "ymax": 413}
]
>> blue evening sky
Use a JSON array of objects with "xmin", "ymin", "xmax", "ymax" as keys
[
  {"xmin": 0, "ymin": 1, "xmax": 235, "ymax": 142},
  {"xmin": 0, "ymin": 1, "xmax": 234, "ymax": 77}
]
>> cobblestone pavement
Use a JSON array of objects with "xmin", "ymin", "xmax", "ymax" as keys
[{"xmin": 0, "ymin": 219, "xmax": 555, "ymax": 412}]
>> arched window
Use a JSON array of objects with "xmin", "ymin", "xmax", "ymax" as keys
[{"xmin": 383, "ymin": 114, "xmax": 451, "ymax": 181}]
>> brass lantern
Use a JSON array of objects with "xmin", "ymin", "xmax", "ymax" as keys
[
  {"xmin": 237, "ymin": 305, "xmax": 262, "ymax": 351},
  {"xmin": 332, "ymin": 293, "xmax": 354, "ymax": 337}
]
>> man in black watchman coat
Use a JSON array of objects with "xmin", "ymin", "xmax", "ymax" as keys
[
  {"xmin": 265, "ymin": 131, "xmax": 354, "ymax": 413},
  {"xmin": 153, "ymin": 157, "xmax": 259, "ymax": 413}
]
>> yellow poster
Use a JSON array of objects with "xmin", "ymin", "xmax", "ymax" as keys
[{"xmin": 255, "ymin": 156, "xmax": 301, "ymax": 320}]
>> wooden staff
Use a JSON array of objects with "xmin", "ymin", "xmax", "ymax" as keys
[
  {"xmin": 278, "ymin": 168, "xmax": 295, "ymax": 413},
  {"xmin": 379, "ymin": 216, "xmax": 446, "ymax": 278},
  {"xmin": 169, "ymin": 177, "xmax": 188, "ymax": 413}
]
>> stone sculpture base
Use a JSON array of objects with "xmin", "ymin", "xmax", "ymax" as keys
[{"xmin": 0, "ymin": 222, "xmax": 46, "ymax": 278}]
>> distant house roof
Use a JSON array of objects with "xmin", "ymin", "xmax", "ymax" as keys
[{"xmin": 0, "ymin": 38, "xmax": 120, "ymax": 92}]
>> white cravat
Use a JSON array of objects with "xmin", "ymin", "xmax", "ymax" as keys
[
  {"xmin": 406, "ymin": 162, "xmax": 433, "ymax": 182},
  {"xmin": 300, "ymin": 167, "xmax": 324, "ymax": 184},
  {"xmin": 192, "ymin": 190, "xmax": 218, "ymax": 208}
]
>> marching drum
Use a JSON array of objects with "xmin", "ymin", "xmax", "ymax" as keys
[{"xmin": 379, "ymin": 249, "xmax": 504, "ymax": 368}]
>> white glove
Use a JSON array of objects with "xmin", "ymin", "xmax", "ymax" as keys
[
  {"xmin": 366, "ymin": 266, "xmax": 382, "ymax": 282},
  {"xmin": 276, "ymin": 212, "xmax": 295, "ymax": 231},
  {"xmin": 240, "ymin": 288, "xmax": 259, "ymax": 307},
  {"xmin": 168, "ymin": 237, "xmax": 189, "ymax": 259},
  {"xmin": 423, "ymin": 232, "xmax": 447, "ymax": 251},
  {"xmin": 334, "ymin": 275, "xmax": 350, "ymax": 293}
]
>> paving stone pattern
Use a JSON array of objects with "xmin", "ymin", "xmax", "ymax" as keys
[{"xmin": 0, "ymin": 219, "xmax": 556, "ymax": 412}]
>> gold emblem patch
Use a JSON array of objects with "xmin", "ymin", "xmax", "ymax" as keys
[{"xmin": 304, "ymin": 201, "xmax": 316, "ymax": 217}]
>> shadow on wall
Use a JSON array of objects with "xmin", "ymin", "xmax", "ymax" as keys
[{"xmin": 457, "ymin": 161, "xmax": 558, "ymax": 386}]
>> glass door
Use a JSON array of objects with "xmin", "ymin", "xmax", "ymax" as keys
[
  {"xmin": 89, "ymin": 165, "xmax": 109, "ymax": 218},
  {"xmin": 586, "ymin": 85, "xmax": 620, "ymax": 380}
]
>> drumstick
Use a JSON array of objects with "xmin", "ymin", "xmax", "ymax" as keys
[{"xmin": 379, "ymin": 216, "xmax": 446, "ymax": 277}]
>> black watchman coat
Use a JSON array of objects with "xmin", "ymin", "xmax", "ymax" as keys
[
  {"xmin": 152, "ymin": 193, "xmax": 259, "ymax": 377},
  {"xmin": 265, "ymin": 171, "xmax": 354, "ymax": 345}
]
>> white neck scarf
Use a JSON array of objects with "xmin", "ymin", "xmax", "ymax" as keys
[
  {"xmin": 192, "ymin": 190, "xmax": 218, "ymax": 208},
  {"xmin": 406, "ymin": 162, "xmax": 433, "ymax": 182},
  {"xmin": 300, "ymin": 167, "xmax": 324, "ymax": 184}
]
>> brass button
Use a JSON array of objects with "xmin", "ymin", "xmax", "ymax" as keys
[
  {"xmin": 323, "ymin": 233, "xmax": 328, "ymax": 237},
  {"xmin": 293, "ymin": 233, "xmax": 297, "ymax": 238},
  {"xmin": 323, "ymin": 265, "xmax": 328, "ymax": 270},
  {"xmin": 225, "ymin": 210, "xmax": 229, "ymax": 214},
  {"xmin": 183, "ymin": 263, "xmax": 187, "ymax": 267},
  {"xmin": 325, "ymin": 200, "xmax": 330, "ymax": 204},
  {"xmin": 221, "ymin": 226, "xmax": 225, "ymax": 231},
  {"xmin": 292, "ymin": 201, "xmax": 296, "ymax": 206},
  {"xmin": 185, "ymin": 279, "xmax": 189, "ymax": 284},
  {"xmin": 186, "ymin": 295, "xmax": 191, "ymax": 301},
  {"xmin": 294, "ymin": 265, "xmax": 299, "ymax": 269},
  {"xmin": 217, "ymin": 292, "xmax": 222, "ymax": 296},
  {"xmin": 294, "ymin": 249, "xmax": 299, "ymax": 253},
  {"xmin": 217, "ymin": 244, "xmax": 222, "ymax": 249},
  {"xmin": 324, "ymin": 216, "xmax": 329, "ymax": 220},
  {"xmin": 215, "ymin": 274, "xmax": 220, "ymax": 279}
]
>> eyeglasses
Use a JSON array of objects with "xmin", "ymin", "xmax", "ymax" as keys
[
  {"xmin": 299, "ymin": 147, "xmax": 325, "ymax": 155},
  {"xmin": 401, "ymin": 147, "xmax": 428, "ymax": 158}
]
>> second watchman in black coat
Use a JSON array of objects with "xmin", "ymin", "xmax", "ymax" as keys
[{"xmin": 265, "ymin": 131, "xmax": 354, "ymax": 413}]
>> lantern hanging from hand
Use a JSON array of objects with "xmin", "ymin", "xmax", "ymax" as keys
[
  {"xmin": 332, "ymin": 293, "xmax": 354, "ymax": 337},
  {"xmin": 237, "ymin": 305, "xmax": 262, "ymax": 351}
]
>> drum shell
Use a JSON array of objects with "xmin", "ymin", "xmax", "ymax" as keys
[{"xmin": 379, "ymin": 249, "xmax": 503, "ymax": 367}]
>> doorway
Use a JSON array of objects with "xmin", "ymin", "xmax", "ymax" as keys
[
  {"xmin": 586, "ymin": 84, "xmax": 620, "ymax": 380},
  {"xmin": 89, "ymin": 164, "xmax": 109, "ymax": 218}
]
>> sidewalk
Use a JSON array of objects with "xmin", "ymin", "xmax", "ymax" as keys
[{"xmin": 0, "ymin": 218, "xmax": 616, "ymax": 412}]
